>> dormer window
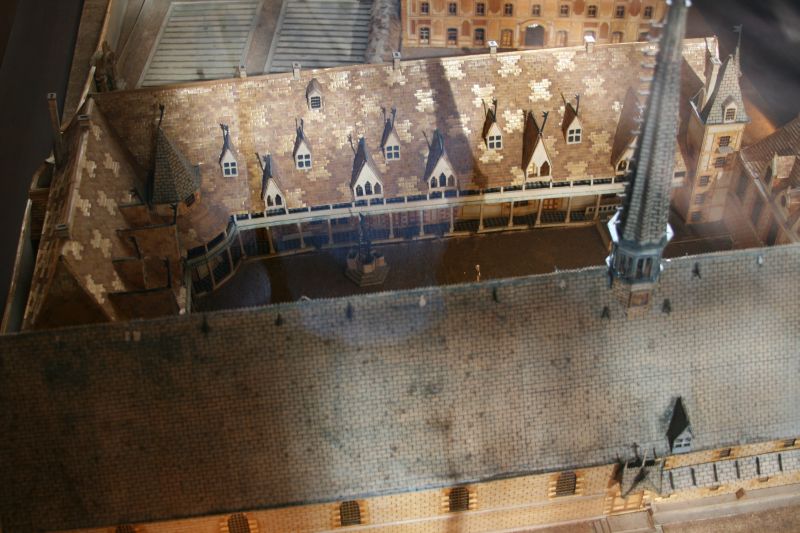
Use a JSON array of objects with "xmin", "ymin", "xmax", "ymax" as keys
[
  {"xmin": 351, "ymin": 137, "xmax": 383, "ymax": 200},
  {"xmin": 296, "ymin": 153, "xmax": 311, "ymax": 169},
  {"xmin": 562, "ymin": 96, "xmax": 582, "ymax": 144},
  {"xmin": 266, "ymin": 193, "xmax": 283, "ymax": 207},
  {"xmin": 488, "ymin": 134, "xmax": 502, "ymax": 150},
  {"xmin": 667, "ymin": 397, "xmax": 693, "ymax": 455},
  {"xmin": 385, "ymin": 145, "xmax": 400, "ymax": 160},
  {"xmin": 724, "ymin": 105, "xmax": 736, "ymax": 122},
  {"xmin": 218, "ymin": 124, "xmax": 239, "ymax": 177},
  {"xmin": 381, "ymin": 107, "xmax": 402, "ymax": 162},
  {"xmin": 568, "ymin": 127, "xmax": 581, "ymax": 144},
  {"xmin": 306, "ymin": 78, "xmax": 323, "ymax": 111},
  {"xmin": 482, "ymin": 99, "xmax": 503, "ymax": 150}
]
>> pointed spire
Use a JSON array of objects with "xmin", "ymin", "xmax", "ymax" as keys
[
  {"xmin": 150, "ymin": 128, "xmax": 201, "ymax": 205},
  {"xmin": 607, "ymin": 0, "xmax": 689, "ymax": 291},
  {"xmin": 699, "ymin": 27, "xmax": 748, "ymax": 125}
]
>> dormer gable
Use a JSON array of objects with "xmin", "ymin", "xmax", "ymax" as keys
[
  {"xmin": 293, "ymin": 119, "xmax": 312, "ymax": 170},
  {"xmin": 218, "ymin": 124, "xmax": 238, "ymax": 177},
  {"xmin": 306, "ymin": 78, "xmax": 323, "ymax": 111},
  {"xmin": 611, "ymin": 87, "xmax": 643, "ymax": 175},
  {"xmin": 666, "ymin": 397, "xmax": 693, "ymax": 454},
  {"xmin": 380, "ymin": 107, "xmax": 401, "ymax": 161},
  {"xmin": 561, "ymin": 94, "xmax": 583, "ymax": 144},
  {"xmin": 351, "ymin": 137, "xmax": 383, "ymax": 199},
  {"xmin": 424, "ymin": 130, "xmax": 457, "ymax": 191},
  {"xmin": 258, "ymin": 153, "xmax": 285, "ymax": 210},
  {"xmin": 482, "ymin": 99, "xmax": 503, "ymax": 150},
  {"xmin": 522, "ymin": 111, "xmax": 552, "ymax": 179}
]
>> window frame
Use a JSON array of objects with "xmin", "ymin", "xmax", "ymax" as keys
[
  {"xmin": 309, "ymin": 95, "xmax": 322, "ymax": 110},
  {"xmin": 488, "ymin": 134, "xmax": 502, "ymax": 150},
  {"xmin": 448, "ymin": 2, "xmax": 457, "ymax": 14},
  {"xmin": 420, "ymin": 1, "xmax": 429, "ymax": 13},
  {"xmin": 385, "ymin": 144, "xmax": 400, "ymax": 160},
  {"xmin": 718, "ymin": 135, "xmax": 731, "ymax": 148},
  {"xmin": 503, "ymin": 3, "xmax": 513, "ymax": 16},
  {"xmin": 447, "ymin": 27, "xmax": 458, "ymax": 45},
  {"xmin": 587, "ymin": 5, "xmax": 597, "ymax": 17},
  {"xmin": 419, "ymin": 26, "xmax": 430, "ymax": 43},
  {"xmin": 643, "ymin": 5, "xmax": 654, "ymax": 19},
  {"xmin": 222, "ymin": 160, "xmax": 238, "ymax": 177},
  {"xmin": 531, "ymin": 3, "xmax": 541, "ymax": 16},
  {"xmin": 714, "ymin": 156, "xmax": 727, "ymax": 169},
  {"xmin": 296, "ymin": 152, "xmax": 312, "ymax": 169},
  {"xmin": 724, "ymin": 106, "xmax": 737, "ymax": 122},
  {"xmin": 567, "ymin": 127, "xmax": 582, "ymax": 144},
  {"xmin": 559, "ymin": 4, "xmax": 569, "ymax": 16},
  {"xmin": 476, "ymin": 2, "xmax": 485, "ymax": 15},
  {"xmin": 500, "ymin": 29, "xmax": 513, "ymax": 47},
  {"xmin": 474, "ymin": 28, "xmax": 485, "ymax": 45},
  {"xmin": 699, "ymin": 175, "xmax": 711, "ymax": 187},
  {"xmin": 615, "ymin": 5, "xmax": 625, "ymax": 18}
]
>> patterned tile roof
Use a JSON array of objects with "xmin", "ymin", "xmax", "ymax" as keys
[
  {"xmin": 740, "ymin": 115, "xmax": 800, "ymax": 182},
  {"xmin": 93, "ymin": 38, "xmax": 711, "ymax": 211},
  {"xmin": 1, "ymin": 244, "xmax": 799, "ymax": 531},
  {"xmin": 699, "ymin": 48, "xmax": 749, "ymax": 126}
]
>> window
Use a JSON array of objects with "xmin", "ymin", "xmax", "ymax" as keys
[
  {"xmin": 718, "ymin": 448, "xmax": 732, "ymax": 459},
  {"xmin": 374, "ymin": 183, "xmax": 382, "ymax": 194},
  {"xmin": 644, "ymin": 6, "xmax": 654, "ymax": 19},
  {"xmin": 356, "ymin": 185, "xmax": 364, "ymax": 196},
  {"xmin": 567, "ymin": 127, "xmax": 581, "ymax": 144},
  {"xmin": 615, "ymin": 5, "xmax": 625, "ymax": 18},
  {"xmin": 339, "ymin": 501, "xmax": 361, "ymax": 526},
  {"xmin": 501, "ymin": 29, "xmax": 513, "ymax": 47},
  {"xmin": 439, "ymin": 173, "xmax": 447, "ymax": 187},
  {"xmin": 699, "ymin": 175, "xmax": 710, "ymax": 186},
  {"xmin": 275, "ymin": 194, "xmax": 282, "ymax": 205},
  {"xmin": 611, "ymin": 31, "xmax": 623, "ymax": 43},
  {"xmin": 419, "ymin": 27, "xmax": 430, "ymax": 43},
  {"xmin": 184, "ymin": 193, "xmax": 195, "ymax": 206},
  {"xmin": 420, "ymin": 1, "xmax": 429, "ymax": 13},
  {"xmin": 559, "ymin": 4, "xmax": 569, "ymax": 16},
  {"xmin": 719, "ymin": 135, "xmax": 731, "ymax": 148},
  {"xmin": 476, "ymin": 2, "xmax": 485, "ymax": 14},
  {"xmin": 714, "ymin": 156, "xmax": 727, "ymax": 169},
  {"xmin": 587, "ymin": 5, "xmax": 597, "ymax": 17},
  {"xmin": 227, "ymin": 513, "xmax": 251, "ymax": 533},
  {"xmin": 447, "ymin": 28, "xmax": 458, "ymax": 44},
  {"xmin": 430, "ymin": 177, "xmax": 437, "ymax": 188},
  {"xmin": 488, "ymin": 134, "xmax": 502, "ymax": 149},
  {"xmin": 296, "ymin": 153, "xmax": 311, "ymax": 169},
  {"xmin": 448, "ymin": 487, "xmax": 470, "ymax": 512},
  {"xmin": 222, "ymin": 161, "xmax": 238, "ymax": 177},
  {"xmin": 448, "ymin": 2, "xmax": 457, "ymax": 14},
  {"xmin": 617, "ymin": 160, "xmax": 627, "ymax": 173},
  {"xmin": 673, "ymin": 435, "xmax": 692, "ymax": 450},
  {"xmin": 725, "ymin": 106, "xmax": 736, "ymax": 122},
  {"xmin": 554, "ymin": 471, "xmax": 577, "ymax": 496},
  {"xmin": 532, "ymin": 4, "xmax": 541, "ymax": 16},
  {"xmin": 695, "ymin": 193, "xmax": 706, "ymax": 205},
  {"xmin": 503, "ymin": 3, "xmax": 513, "ymax": 15},
  {"xmin": 474, "ymin": 28, "xmax": 485, "ymax": 45},
  {"xmin": 691, "ymin": 211, "xmax": 702, "ymax": 223},
  {"xmin": 447, "ymin": 175, "xmax": 455, "ymax": 187},
  {"xmin": 310, "ymin": 95, "xmax": 321, "ymax": 109},
  {"xmin": 538, "ymin": 161, "xmax": 550, "ymax": 176},
  {"xmin": 385, "ymin": 145, "xmax": 400, "ymax": 160},
  {"xmin": 365, "ymin": 182, "xmax": 373, "ymax": 195}
]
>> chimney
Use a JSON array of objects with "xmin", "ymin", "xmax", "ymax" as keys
[
  {"xmin": 392, "ymin": 51, "xmax": 401, "ymax": 70},
  {"xmin": 584, "ymin": 34, "xmax": 596, "ymax": 54},
  {"xmin": 47, "ymin": 93, "xmax": 64, "ymax": 167},
  {"xmin": 488, "ymin": 40, "xmax": 498, "ymax": 55},
  {"xmin": 292, "ymin": 62, "xmax": 301, "ymax": 80},
  {"xmin": 702, "ymin": 55, "xmax": 722, "ymax": 107},
  {"xmin": 236, "ymin": 64, "xmax": 247, "ymax": 78}
]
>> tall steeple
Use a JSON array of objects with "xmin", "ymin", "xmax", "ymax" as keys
[{"xmin": 607, "ymin": 0, "xmax": 689, "ymax": 306}]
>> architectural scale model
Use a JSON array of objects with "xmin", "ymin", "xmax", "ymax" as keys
[
  {"xmin": 402, "ymin": 0, "xmax": 668, "ymax": 49},
  {"xmin": 1, "ymin": 0, "xmax": 799, "ymax": 532}
]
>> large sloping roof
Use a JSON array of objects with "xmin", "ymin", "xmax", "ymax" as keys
[
  {"xmin": 740, "ymin": 115, "xmax": 800, "ymax": 181},
  {"xmin": 1, "ymin": 244, "xmax": 799, "ymax": 531},
  {"xmin": 93, "ymin": 39, "xmax": 710, "ymax": 209}
]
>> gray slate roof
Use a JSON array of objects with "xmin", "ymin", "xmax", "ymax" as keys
[
  {"xmin": 699, "ymin": 50, "xmax": 749, "ymax": 125},
  {"xmin": 1, "ymin": 243, "xmax": 799, "ymax": 532},
  {"xmin": 740, "ymin": 115, "xmax": 800, "ymax": 182},
  {"xmin": 620, "ymin": 0, "xmax": 687, "ymax": 245},
  {"xmin": 150, "ymin": 128, "xmax": 201, "ymax": 205}
]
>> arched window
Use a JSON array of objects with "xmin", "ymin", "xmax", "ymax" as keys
[
  {"xmin": 275, "ymin": 194, "xmax": 282, "ymax": 205},
  {"xmin": 430, "ymin": 177, "xmax": 437, "ymax": 188},
  {"xmin": 356, "ymin": 185, "xmax": 364, "ymax": 196},
  {"xmin": 447, "ymin": 175, "xmax": 455, "ymax": 187},
  {"xmin": 227, "ymin": 513, "xmax": 251, "ymax": 533},
  {"xmin": 374, "ymin": 183, "xmax": 382, "ymax": 194},
  {"xmin": 448, "ymin": 486, "xmax": 470, "ymax": 512},
  {"xmin": 339, "ymin": 500, "xmax": 362, "ymax": 526},
  {"xmin": 365, "ymin": 182, "xmax": 373, "ymax": 195},
  {"xmin": 540, "ymin": 161, "xmax": 550, "ymax": 176},
  {"xmin": 267, "ymin": 195, "xmax": 274, "ymax": 206},
  {"xmin": 617, "ymin": 160, "xmax": 627, "ymax": 172},
  {"xmin": 439, "ymin": 173, "xmax": 447, "ymax": 187}
]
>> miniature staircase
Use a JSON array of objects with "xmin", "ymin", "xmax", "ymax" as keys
[{"xmin": 266, "ymin": 0, "xmax": 372, "ymax": 73}]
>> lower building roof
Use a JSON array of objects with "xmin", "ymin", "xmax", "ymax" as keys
[{"xmin": 0, "ymin": 244, "xmax": 799, "ymax": 531}]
